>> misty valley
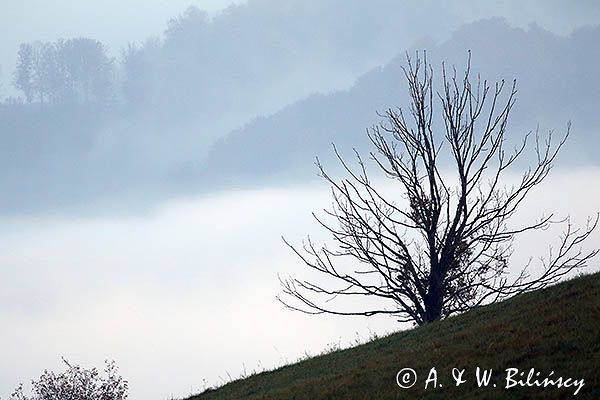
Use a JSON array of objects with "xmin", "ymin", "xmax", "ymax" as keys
[{"xmin": 1, "ymin": 2, "xmax": 599, "ymax": 400}]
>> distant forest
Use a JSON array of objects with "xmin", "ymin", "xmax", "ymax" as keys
[{"xmin": 1, "ymin": 5, "xmax": 598, "ymax": 214}]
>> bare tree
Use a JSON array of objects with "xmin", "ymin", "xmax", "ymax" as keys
[{"xmin": 278, "ymin": 52, "xmax": 598, "ymax": 326}]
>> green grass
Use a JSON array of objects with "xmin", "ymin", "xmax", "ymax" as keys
[{"xmin": 188, "ymin": 272, "xmax": 600, "ymax": 399}]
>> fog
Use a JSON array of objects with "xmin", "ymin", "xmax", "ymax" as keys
[
  {"xmin": 1, "ymin": 1, "xmax": 600, "ymax": 399},
  {"xmin": 2, "ymin": 3, "xmax": 599, "ymax": 214},
  {"xmin": 0, "ymin": 169, "xmax": 598, "ymax": 399},
  {"xmin": 2, "ymin": 0, "xmax": 599, "ymax": 92}
]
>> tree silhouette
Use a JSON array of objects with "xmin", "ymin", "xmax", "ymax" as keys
[
  {"xmin": 279, "ymin": 53, "xmax": 598, "ymax": 325},
  {"xmin": 59, "ymin": 38, "xmax": 114, "ymax": 105},
  {"xmin": 13, "ymin": 38, "xmax": 113, "ymax": 105},
  {"xmin": 14, "ymin": 44, "xmax": 35, "ymax": 103}
]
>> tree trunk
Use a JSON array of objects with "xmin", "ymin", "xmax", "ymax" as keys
[{"xmin": 424, "ymin": 269, "xmax": 443, "ymax": 323}]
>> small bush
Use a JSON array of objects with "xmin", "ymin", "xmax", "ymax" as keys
[{"xmin": 10, "ymin": 358, "xmax": 128, "ymax": 400}]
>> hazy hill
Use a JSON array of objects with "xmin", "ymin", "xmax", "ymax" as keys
[
  {"xmin": 188, "ymin": 272, "xmax": 600, "ymax": 399},
  {"xmin": 0, "ymin": 3, "xmax": 514, "ymax": 215},
  {"xmin": 3, "ymin": 16, "xmax": 599, "ymax": 214},
  {"xmin": 199, "ymin": 19, "xmax": 600, "ymax": 187}
]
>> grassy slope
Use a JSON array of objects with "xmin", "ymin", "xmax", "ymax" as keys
[{"xmin": 189, "ymin": 273, "xmax": 600, "ymax": 399}]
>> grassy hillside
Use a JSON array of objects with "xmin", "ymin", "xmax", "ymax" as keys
[{"xmin": 189, "ymin": 273, "xmax": 600, "ymax": 399}]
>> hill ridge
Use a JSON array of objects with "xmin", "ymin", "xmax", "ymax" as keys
[{"xmin": 188, "ymin": 272, "xmax": 600, "ymax": 399}]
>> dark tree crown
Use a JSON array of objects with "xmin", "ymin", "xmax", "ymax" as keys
[{"xmin": 279, "ymin": 52, "xmax": 598, "ymax": 326}]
